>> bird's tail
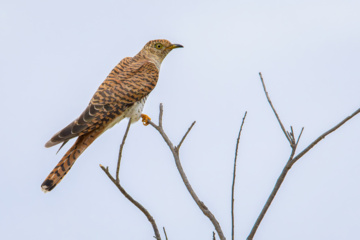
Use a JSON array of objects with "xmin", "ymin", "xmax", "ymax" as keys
[{"xmin": 41, "ymin": 130, "xmax": 100, "ymax": 192}]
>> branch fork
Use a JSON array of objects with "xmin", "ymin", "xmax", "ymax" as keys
[
  {"xmin": 247, "ymin": 72, "xmax": 360, "ymax": 240},
  {"xmin": 100, "ymin": 119, "xmax": 162, "ymax": 240},
  {"xmin": 147, "ymin": 104, "xmax": 226, "ymax": 240}
]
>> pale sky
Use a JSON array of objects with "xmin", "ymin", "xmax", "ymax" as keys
[{"xmin": 1, "ymin": 0, "xmax": 360, "ymax": 239}]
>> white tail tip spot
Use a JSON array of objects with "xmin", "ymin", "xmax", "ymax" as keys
[{"xmin": 41, "ymin": 186, "xmax": 49, "ymax": 193}]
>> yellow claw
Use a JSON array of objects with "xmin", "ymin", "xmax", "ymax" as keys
[{"xmin": 141, "ymin": 114, "xmax": 151, "ymax": 126}]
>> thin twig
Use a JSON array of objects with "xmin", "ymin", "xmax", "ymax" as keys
[
  {"xmin": 213, "ymin": 231, "xmax": 216, "ymax": 240},
  {"xmin": 100, "ymin": 120, "xmax": 161, "ymax": 240},
  {"xmin": 116, "ymin": 119, "xmax": 132, "ymax": 183},
  {"xmin": 148, "ymin": 103, "xmax": 226, "ymax": 240},
  {"xmin": 177, "ymin": 121, "xmax": 196, "ymax": 152},
  {"xmin": 247, "ymin": 73, "xmax": 360, "ymax": 240},
  {"xmin": 231, "ymin": 111, "xmax": 247, "ymax": 240},
  {"xmin": 291, "ymin": 107, "xmax": 360, "ymax": 164},
  {"xmin": 295, "ymin": 127, "xmax": 304, "ymax": 146},
  {"xmin": 163, "ymin": 227, "xmax": 168, "ymax": 240},
  {"xmin": 159, "ymin": 104, "xmax": 164, "ymax": 128},
  {"xmin": 259, "ymin": 72, "xmax": 291, "ymax": 144}
]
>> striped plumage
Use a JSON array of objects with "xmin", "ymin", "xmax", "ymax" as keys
[{"xmin": 42, "ymin": 39, "xmax": 183, "ymax": 192}]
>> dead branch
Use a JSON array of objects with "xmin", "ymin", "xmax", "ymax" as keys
[
  {"xmin": 115, "ymin": 118, "xmax": 132, "ymax": 183},
  {"xmin": 231, "ymin": 111, "xmax": 247, "ymax": 240},
  {"xmin": 148, "ymin": 103, "xmax": 226, "ymax": 240},
  {"xmin": 100, "ymin": 118, "xmax": 161, "ymax": 240},
  {"xmin": 247, "ymin": 72, "xmax": 360, "ymax": 240},
  {"xmin": 259, "ymin": 72, "xmax": 292, "ymax": 144},
  {"xmin": 291, "ymin": 108, "xmax": 360, "ymax": 164},
  {"xmin": 163, "ymin": 227, "xmax": 168, "ymax": 240}
]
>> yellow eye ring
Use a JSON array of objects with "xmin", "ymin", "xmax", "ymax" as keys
[{"xmin": 155, "ymin": 43, "xmax": 163, "ymax": 49}]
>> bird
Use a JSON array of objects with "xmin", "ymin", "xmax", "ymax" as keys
[{"xmin": 41, "ymin": 39, "xmax": 183, "ymax": 192}]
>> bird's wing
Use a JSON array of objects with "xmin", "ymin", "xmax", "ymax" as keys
[{"xmin": 45, "ymin": 57, "xmax": 159, "ymax": 148}]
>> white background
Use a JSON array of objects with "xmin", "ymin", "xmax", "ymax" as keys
[{"xmin": 1, "ymin": 0, "xmax": 360, "ymax": 239}]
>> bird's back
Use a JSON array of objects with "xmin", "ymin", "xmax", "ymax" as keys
[{"xmin": 45, "ymin": 56, "xmax": 159, "ymax": 148}]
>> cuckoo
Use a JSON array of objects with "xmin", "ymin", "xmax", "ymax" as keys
[{"xmin": 42, "ymin": 39, "xmax": 183, "ymax": 192}]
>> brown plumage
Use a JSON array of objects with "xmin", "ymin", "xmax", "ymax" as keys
[{"xmin": 42, "ymin": 39, "xmax": 183, "ymax": 192}]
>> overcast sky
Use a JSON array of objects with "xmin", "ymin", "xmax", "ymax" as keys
[{"xmin": 1, "ymin": 0, "xmax": 360, "ymax": 239}]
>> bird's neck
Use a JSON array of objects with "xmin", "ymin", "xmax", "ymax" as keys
[{"xmin": 134, "ymin": 51, "xmax": 162, "ymax": 70}]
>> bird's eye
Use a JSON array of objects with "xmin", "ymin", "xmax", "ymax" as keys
[{"xmin": 155, "ymin": 43, "xmax": 163, "ymax": 49}]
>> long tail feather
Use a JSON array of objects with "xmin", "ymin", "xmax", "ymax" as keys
[{"xmin": 41, "ymin": 129, "xmax": 101, "ymax": 192}]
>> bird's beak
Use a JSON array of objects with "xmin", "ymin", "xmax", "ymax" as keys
[{"xmin": 168, "ymin": 44, "xmax": 184, "ymax": 50}]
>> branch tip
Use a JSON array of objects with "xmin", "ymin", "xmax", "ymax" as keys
[
  {"xmin": 295, "ymin": 127, "xmax": 304, "ymax": 146},
  {"xmin": 259, "ymin": 73, "xmax": 291, "ymax": 144},
  {"xmin": 159, "ymin": 103, "xmax": 164, "ymax": 127},
  {"xmin": 177, "ymin": 121, "xmax": 196, "ymax": 151},
  {"xmin": 163, "ymin": 227, "xmax": 168, "ymax": 240},
  {"xmin": 232, "ymin": 111, "xmax": 247, "ymax": 240}
]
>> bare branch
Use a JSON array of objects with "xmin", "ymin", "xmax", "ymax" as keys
[
  {"xmin": 163, "ymin": 227, "xmax": 168, "ymax": 240},
  {"xmin": 259, "ymin": 72, "xmax": 291, "ymax": 144},
  {"xmin": 247, "ymin": 148, "xmax": 295, "ymax": 240},
  {"xmin": 100, "ymin": 120, "xmax": 161, "ymax": 240},
  {"xmin": 247, "ymin": 73, "xmax": 360, "ymax": 240},
  {"xmin": 100, "ymin": 165, "xmax": 161, "ymax": 239},
  {"xmin": 159, "ymin": 103, "xmax": 164, "ymax": 128},
  {"xmin": 231, "ymin": 111, "xmax": 247, "ymax": 240},
  {"xmin": 213, "ymin": 231, "xmax": 216, "ymax": 240},
  {"xmin": 291, "ymin": 107, "xmax": 360, "ymax": 164},
  {"xmin": 295, "ymin": 127, "xmax": 304, "ymax": 146},
  {"xmin": 116, "ymin": 118, "xmax": 132, "ymax": 183},
  {"xmin": 148, "ymin": 104, "xmax": 226, "ymax": 240},
  {"xmin": 177, "ymin": 121, "xmax": 196, "ymax": 152}
]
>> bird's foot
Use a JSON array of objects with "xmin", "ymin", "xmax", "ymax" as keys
[{"xmin": 141, "ymin": 114, "xmax": 151, "ymax": 126}]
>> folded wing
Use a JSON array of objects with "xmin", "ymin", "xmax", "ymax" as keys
[{"xmin": 45, "ymin": 57, "xmax": 159, "ymax": 148}]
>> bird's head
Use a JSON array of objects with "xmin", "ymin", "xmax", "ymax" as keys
[{"xmin": 140, "ymin": 39, "xmax": 183, "ymax": 67}]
